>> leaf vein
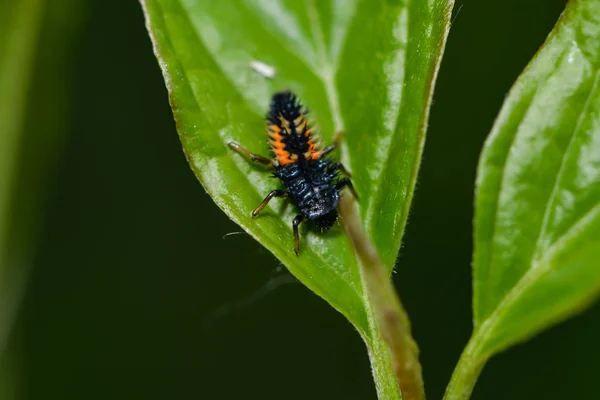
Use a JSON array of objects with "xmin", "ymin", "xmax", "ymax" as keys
[
  {"xmin": 531, "ymin": 68, "xmax": 600, "ymax": 262},
  {"xmin": 478, "ymin": 51, "xmax": 568, "ymax": 322},
  {"xmin": 148, "ymin": 0, "xmax": 364, "ymax": 300},
  {"xmin": 474, "ymin": 201, "xmax": 600, "ymax": 357}
]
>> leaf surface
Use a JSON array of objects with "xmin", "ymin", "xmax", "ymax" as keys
[
  {"xmin": 472, "ymin": 0, "xmax": 600, "ymax": 357},
  {"xmin": 141, "ymin": 0, "xmax": 452, "ymax": 338}
]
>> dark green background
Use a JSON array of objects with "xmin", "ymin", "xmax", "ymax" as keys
[{"xmin": 8, "ymin": 0, "xmax": 600, "ymax": 399}]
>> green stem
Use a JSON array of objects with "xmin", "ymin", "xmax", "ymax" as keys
[
  {"xmin": 442, "ymin": 332, "xmax": 489, "ymax": 400},
  {"xmin": 340, "ymin": 198, "xmax": 424, "ymax": 400},
  {"xmin": 362, "ymin": 302, "xmax": 402, "ymax": 400}
]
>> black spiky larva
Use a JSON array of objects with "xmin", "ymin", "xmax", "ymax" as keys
[{"xmin": 228, "ymin": 90, "xmax": 358, "ymax": 256}]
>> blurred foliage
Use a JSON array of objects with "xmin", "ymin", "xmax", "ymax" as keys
[
  {"xmin": 0, "ymin": 1, "xmax": 83, "ymax": 397},
  {"xmin": 0, "ymin": 0, "xmax": 45, "ymax": 354},
  {"xmin": 1, "ymin": 0, "xmax": 600, "ymax": 400}
]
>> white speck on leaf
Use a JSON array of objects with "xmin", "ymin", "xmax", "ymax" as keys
[{"xmin": 250, "ymin": 60, "xmax": 276, "ymax": 79}]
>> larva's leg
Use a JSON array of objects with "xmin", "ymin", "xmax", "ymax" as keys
[
  {"xmin": 334, "ymin": 163, "xmax": 352, "ymax": 179},
  {"xmin": 228, "ymin": 142, "xmax": 273, "ymax": 166},
  {"xmin": 320, "ymin": 130, "xmax": 343, "ymax": 158},
  {"xmin": 292, "ymin": 215, "xmax": 306, "ymax": 256},
  {"xmin": 336, "ymin": 177, "xmax": 359, "ymax": 201},
  {"xmin": 252, "ymin": 190, "xmax": 288, "ymax": 217}
]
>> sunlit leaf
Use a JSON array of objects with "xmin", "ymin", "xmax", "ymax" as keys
[
  {"xmin": 142, "ymin": 0, "xmax": 451, "ymax": 336},
  {"xmin": 473, "ymin": 0, "xmax": 600, "ymax": 360},
  {"xmin": 443, "ymin": 3, "xmax": 600, "ymax": 399},
  {"xmin": 141, "ymin": 0, "xmax": 454, "ymax": 397}
]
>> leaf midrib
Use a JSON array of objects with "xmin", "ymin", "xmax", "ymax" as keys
[{"xmin": 305, "ymin": 0, "xmax": 345, "ymax": 133}]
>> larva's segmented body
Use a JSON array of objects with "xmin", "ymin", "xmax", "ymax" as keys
[
  {"xmin": 267, "ymin": 92, "xmax": 320, "ymax": 165},
  {"xmin": 228, "ymin": 91, "xmax": 357, "ymax": 256}
]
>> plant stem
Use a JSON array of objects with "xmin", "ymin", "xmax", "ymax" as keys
[
  {"xmin": 363, "ymin": 315, "xmax": 402, "ymax": 400},
  {"xmin": 340, "ymin": 198, "xmax": 424, "ymax": 400},
  {"xmin": 442, "ymin": 332, "xmax": 489, "ymax": 400}
]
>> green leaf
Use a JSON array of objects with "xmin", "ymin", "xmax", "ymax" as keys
[
  {"xmin": 445, "ymin": 0, "xmax": 600, "ymax": 398},
  {"xmin": 474, "ymin": 0, "xmax": 600, "ymax": 357},
  {"xmin": 141, "ymin": 0, "xmax": 452, "ymax": 396},
  {"xmin": 142, "ymin": 0, "xmax": 451, "ymax": 333}
]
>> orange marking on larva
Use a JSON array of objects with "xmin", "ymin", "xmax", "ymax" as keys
[
  {"xmin": 276, "ymin": 149, "xmax": 294, "ymax": 165},
  {"xmin": 303, "ymin": 135, "xmax": 321, "ymax": 159},
  {"xmin": 269, "ymin": 133, "xmax": 285, "ymax": 152},
  {"xmin": 269, "ymin": 119, "xmax": 290, "ymax": 165},
  {"xmin": 269, "ymin": 132, "xmax": 283, "ymax": 142}
]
